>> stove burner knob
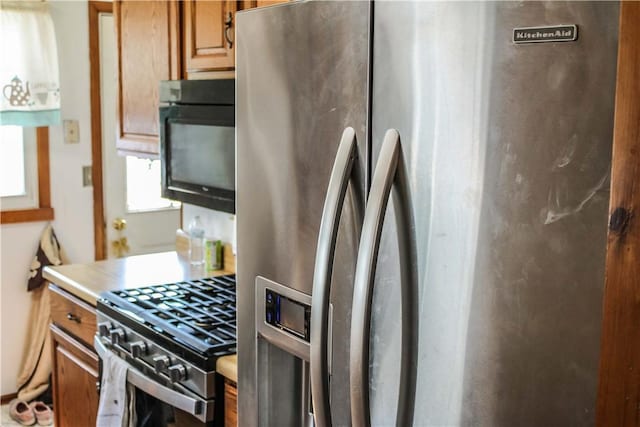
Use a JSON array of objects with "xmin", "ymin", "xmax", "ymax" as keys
[
  {"xmin": 98, "ymin": 322, "xmax": 112, "ymax": 337},
  {"xmin": 129, "ymin": 341, "xmax": 147, "ymax": 358},
  {"xmin": 110, "ymin": 328, "xmax": 126, "ymax": 345},
  {"xmin": 153, "ymin": 355, "xmax": 170, "ymax": 372},
  {"xmin": 168, "ymin": 364, "xmax": 187, "ymax": 383}
]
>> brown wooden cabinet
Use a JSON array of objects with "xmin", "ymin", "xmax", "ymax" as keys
[
  {"xmin": 183, "ymin": 0, "xmax": 237, "ymax": 78},
  {"xmin": 224, "ymin": 379, "xmax": 238, "ymax": 427},
  {"xmin": 49, "ymin": 285, "xmax": 99, "ymax": 427},
  {"xmin": 111, "ymin": 0, "xmax": 293, "ymax": 156},
  {"xmin": 114, "ymin": 0, "xmax": 180, "ymax": 157},
  {"xmin": 182, "ymin": 0, "xmax": 291, "ymax": 78},
  {"xmin": 255, "ymin": 0, "xmax": 290, "ymax": 7}
]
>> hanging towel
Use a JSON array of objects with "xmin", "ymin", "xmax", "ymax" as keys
[
  {"xmin": 17, "ymin": 224, "xmax": 67, "ymax": 403},
  {"xmin": 27, "ymin": 223, "xmax": 64, "ymax": 292},
  {"xmin": 16, "ymin": 286, "xmax": 52, "ymax": 402},
  {"xmin": 97, "ymin": 350, "xmax": 133, "ymax": 427}
]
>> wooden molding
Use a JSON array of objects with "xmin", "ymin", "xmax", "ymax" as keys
[
  {"xmin": 0, "ymin": 392, "xmax": 18, "ymax": 405},
  {"xmin": 169, "ymin": 0, "xmax": 182, "ymax": 80},
  {"xmin": 36, "ymin": 127, "xmax": 51, "ymax": 209},
  {"xmin": 0, "ymin": 127, "xmax": 54, "ymax": 224},
  {"xmin": 114, "ymin": 134, "xmax": 160, "ymax": 160},
  {"xmin": 596, "ymin": 3, "xmax": 640, "ymax": 426},
  {"xmin": 239, "ymin": 0, "xmax": 258, "ymax": 10},
  {"xmin": 0, "ymin": 207, "xmax": 54, "ymax": 224},
  {"xmin": 88, "ymin": 1, "xmax": 112, "ymax": 261}
]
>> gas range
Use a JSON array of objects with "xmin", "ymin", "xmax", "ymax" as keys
[{"xmin": 94, "ymin": 274, "xmax": 236, "ymax": 423}]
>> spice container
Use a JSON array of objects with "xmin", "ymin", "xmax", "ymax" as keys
[{"xmin": 205, "ymin": 239, "xmax": 223, "ymax": 271}]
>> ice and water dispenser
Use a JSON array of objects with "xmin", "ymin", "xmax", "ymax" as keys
[{"xmin": 255, "ymin": 276, "xmax": 330, "ymax": 427}]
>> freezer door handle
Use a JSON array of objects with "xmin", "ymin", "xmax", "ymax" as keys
[
  {"xmin": 350, "ymin": 129, "xmax": 418, "ymax": 427},
  {"xmin": 310, "ymin": 127, "xmax": 358, "ymax": 427}
]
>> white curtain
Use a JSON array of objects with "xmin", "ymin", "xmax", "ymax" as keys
[{"xmin": 0, "ymin": 0, "xmax": 60, "ymax": 126}]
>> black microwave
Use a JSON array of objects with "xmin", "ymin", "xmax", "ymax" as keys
[{"xmin": 159, "ymin": 79, "xmax": 235, "ymax": 214}]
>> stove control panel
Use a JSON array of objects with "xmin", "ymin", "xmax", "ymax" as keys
[
  {"xmin": 95, "ymin": 312, "xmax": 219, "ymax": 399},
  {"xmin": 264, "ymin": 289, "xmax": 311, "ymax": 342}
]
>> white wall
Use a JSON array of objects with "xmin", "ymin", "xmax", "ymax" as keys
[
  {"xmin": 182, "ymin": 204, "xmax": 236, "ymax": 254},
  {"xmin": 0, "ymin": 0, "xmax": 94, "ymax": 396}
]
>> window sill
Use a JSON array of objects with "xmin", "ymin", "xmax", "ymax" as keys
[{"xmin": 0, "ymin": 207, "xmax": 54, "ymax": 224}]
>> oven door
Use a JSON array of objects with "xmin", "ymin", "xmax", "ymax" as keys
[{"xmin": 94, "ymin": 336, "xmax": 217, "ymax": 426}]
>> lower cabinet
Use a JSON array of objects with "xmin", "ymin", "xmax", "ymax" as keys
[
  {"xmin": 50, "ymin": 324, "xmax": 100, "ymax": 427},
  {"xmin": 224, "ymin": 379, "xmax": 238, "ymax": 427}
]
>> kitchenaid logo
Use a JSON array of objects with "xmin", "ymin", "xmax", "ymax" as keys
[{"xmin": 513, "ymin": 25, "xmax": 578, "ymax": 44}]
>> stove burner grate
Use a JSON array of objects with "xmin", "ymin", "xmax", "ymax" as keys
[{"xmin": 100, "ymin": 275, "xmax": 236, "ymax": 355}]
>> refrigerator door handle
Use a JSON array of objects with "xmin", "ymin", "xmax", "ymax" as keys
[
  {"xmin": 310, "ymin": 127, "xmax": 358, "ymax": 427},
  {"xmin": 350, "ymin": 129, "xmax": 418, "ymax": 427}
]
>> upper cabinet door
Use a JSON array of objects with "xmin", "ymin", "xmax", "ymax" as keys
[
  {"xmin": 183, "ymin": 0, "xmax": 237, "ymax": 77},
  {"xmin": 115, "ymin": 1, "xmax": 180, "ymax": 157}
]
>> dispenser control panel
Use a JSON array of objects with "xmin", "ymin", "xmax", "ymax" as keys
[{"xmin": 265, "ymin": 288, "xmax": 311, "ymax": 342}]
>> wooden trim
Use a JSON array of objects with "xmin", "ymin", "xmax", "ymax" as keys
[
  {"xmin": 89, "ymin": 1, "xmax": 112, "ymax": 261},
  {"xmin": 169, "ymin": 0, "xmax": 182, "ymax": 80},
  {"xmin": 239, "ymin": 0, "xmax": 257, "ymax": 10},
  {"xmin": 0, "ymin": 127, "xmax": 54, "ymax": 224},
  {"xmin": 0, "ymin": 392, "xmax": 18, "ymax": 405},
  {"xmin": 186, "ymin": 70, "xmax": 236, "ymax": 80},
  {"xmin": 0, "ymin": 207, "xmax": 54, "ymax": 224},
  {"xmin": 113, "ymin": 0, "xmax": 124, "ymax": 145},
  {"xmin": 596, "ymin": 3, "xmax": 640, "ymax": 426},
  {"xmin": 36, "ymin": 127, "xmax": 51, "ymax": 209},
  {"xmin": 114, "ymin": 135, "xmax": 160, "ymax": 160}
]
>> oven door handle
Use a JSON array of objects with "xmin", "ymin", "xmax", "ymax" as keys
[{"xmin": 94, "ymin": 336, "xmax": 211, "ymax": 423}]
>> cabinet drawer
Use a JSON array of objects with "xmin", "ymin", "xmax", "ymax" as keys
[{"xmin": 50, "ymin": 284, "xmax": 97, "ymax": 345}]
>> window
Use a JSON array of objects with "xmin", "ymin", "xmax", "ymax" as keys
[
  {"xmin": 0, "ymin": 126, "xmax": 37, "ymax": 208},
  {"xmin": 0, "ymin": 127, "xmax": 53, "ymax": 224},
  {"xmin": 125, "ymin": 156, "xmax": 179, "ymax": 212}
]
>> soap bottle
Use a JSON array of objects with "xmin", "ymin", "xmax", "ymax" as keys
[{"xmin": 188, "ymin": 216, "xmax": 205, "ymax": 266}]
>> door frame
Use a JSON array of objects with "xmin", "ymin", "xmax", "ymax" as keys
[{"xmin": 89, "ymin": 0, "xmax": 112, "ymax": 260}]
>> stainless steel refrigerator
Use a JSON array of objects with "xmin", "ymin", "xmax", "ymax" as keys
[{"xmin": 236, "ymin": 2, "xmax": 619, "ymax": 426}]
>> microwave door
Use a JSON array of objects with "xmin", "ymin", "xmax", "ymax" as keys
[{"xmin": 160, "ymin": 104, "xmax": 236, "ymax": 214}]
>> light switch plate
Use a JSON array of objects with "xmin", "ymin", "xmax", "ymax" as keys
[
  {"xmin": 63, "ymin": 119, "xmax": 79, "ymax": 143},
  {"xmin": 82, "ymin": 165, "xmax": 92, "ymax": 187}
]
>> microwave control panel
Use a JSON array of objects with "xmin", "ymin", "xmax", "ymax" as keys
[{"xmin": 265, "ymin": 289, "xmax": 311, "ymax": 342}]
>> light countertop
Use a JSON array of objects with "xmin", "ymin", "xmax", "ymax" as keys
[{"xmin": 43, "ymin": 251, "xmax": 237, "ymax": 382}]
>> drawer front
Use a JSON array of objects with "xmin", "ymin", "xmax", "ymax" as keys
[{"xmin": 50, "ymin": 284, "xmax": 97, "ymax": 345}]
